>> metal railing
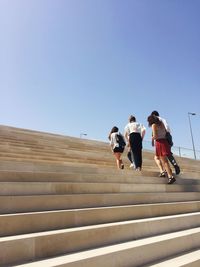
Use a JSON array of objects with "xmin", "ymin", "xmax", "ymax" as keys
[{"xmin": 143, "ymin": 140, "xmax": 200, "ymax": 160}]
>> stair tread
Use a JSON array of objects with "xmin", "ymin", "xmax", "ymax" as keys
[
  {"xmin": 0, "ymin": 125, "xmax": 200, "ymax": 266},
  {"xmin": 1, "ymin": 212, "xmax": 200, "ymax": 241},
  {"xmin": 13, "ymin": 228, "xmax": 200, "ymax": 266},
  {"xmin": 147, "ymin": 249, "xmax": 200, "ymax": 266},
  {"xmin": 1, "ymin": 200, "xmax": 199, "ymax": 216}
]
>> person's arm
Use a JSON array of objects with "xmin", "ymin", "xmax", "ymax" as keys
[
  {"xmin": 110, "ymin": 133, "xmax": 114, "ymax": 150},
  {"xmin": 124, "ymin": 125, "xmax": 130, "ymax": 144},
  {"xmin": 140, "ymin": 124, "xmax": 146, "ymax": 140},
  {"xmin": 124, "ymin": 131, "xmax": 129, "ymax": 143},
  {"xmin": 151, "ymin": 132, "xmax": 155, "ymax": 146},
  {"xmin": 141, "ymin": 129, "xmax": 146, "ymax": 140},
  {"xmin": 152, "ymin": 123, "xmax": 158, "ymax": 140}
]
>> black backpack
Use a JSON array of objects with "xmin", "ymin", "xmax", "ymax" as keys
[
  {"xmin": 165, "ymin": 132, "xmax": 173, "ymax": 147},
  {"xmin": 116, "ymin": 133, "xmax": 126, "ymax": 148}
]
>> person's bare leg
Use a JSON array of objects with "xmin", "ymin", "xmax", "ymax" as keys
[
  {"xmin": 154, "ymin": 155, "xmax": 164, "ymax": 173},
  {"xmin": 160, "ymin": 156, "xmax": 172, "ymax": 177},
  {"xmin": 114, "ymin": 153, "xmax": 123, "ymax": 169},
  {"xmin": 119, "ymin": 158, "xmax": 124, "ymax": 169},
  {"xmin": 160, "ymin": 156, "xmax": 176, "ymax": 184}
]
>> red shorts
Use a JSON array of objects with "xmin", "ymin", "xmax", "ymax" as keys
[{"xmin": 155, "ymin": 139, "xmax": 171, "ymax": 157}]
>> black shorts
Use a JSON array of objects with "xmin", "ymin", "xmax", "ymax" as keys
[{"xmin": 113, "ymin": 147, "xmax": 124, "ymax": 153}]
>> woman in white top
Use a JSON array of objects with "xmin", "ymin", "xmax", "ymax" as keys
[
  {"xmin": 124, "ymin": 115, "xmax": 146, "ymax": 171},
  {"xmin": 108, "ymin": 126, "xmax": 126, "ymax": 169}
]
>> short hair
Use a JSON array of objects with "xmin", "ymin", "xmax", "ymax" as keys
[
  {"xmin": 151, "ymin": 110, "xmax": 159, "ymax": 116},
  {"xmin": 129, "ymin": 115, "xmax": 136, "ymax": 122}
]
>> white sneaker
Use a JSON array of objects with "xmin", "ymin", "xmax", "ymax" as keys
[{"xmin": 129, "ymin": 163, "xmax": 134, "ymax": 168}]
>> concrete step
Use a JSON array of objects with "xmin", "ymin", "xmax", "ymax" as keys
[
  {"xmin": 0, "ymin": 155, "xmax": 118, "ymax": 167},
  {"xmin": 1, "ymin": 140, "xmax": 189, "ymax": 171},
  {"xmin": 0, "ymin": 159, "xmax": 172, "ymax": 176},
  {"xmin": 0, "ymin": 170, "xmax": 199, "ymax": 185},
  {"xmin": 0, "ymin": 150, "xmax": 162, "ymax": 171},
  {"xmin": 0, "ymin": 213, "xmax": 200, "ymax": 266},
  {"xmin": 1, "ymin": 201, "xmax": 200, "ymax": 237},
  {"xmin": 0, "ymin": 136, "xmax": 197, "ymax": 168},
  {"xmin": 0, "ymin": 125, "xmax": 199, "ymax": 267},
  {"xmin": 0, "ymin": 170, "xmax": 168, "ymax": 184},
  {"xmin": 0, "ymin": 159, "xmax": 162, "ymax": 176},
  {"xmin": 1, "ymin": 181, "xmax": 200, "ymax": 196},
  {"xmin": 0, "ymin": 145, "xmax": 74, "ymax": 157},
  {"xmin": 0, "ymin": 159, "xmax": 138, "ymax": 173},
  {"xmin": 5, "ymin": 227, "xmax": 200, "ymax": 267},
  {"xmin": 0, "ymin": 152, "xmax": 162, "ymax": 168},
  {"xmin": 0, "ymin": 159, "xmax": 124, "ymax": 172},
  {"xmin": 1, "ymin": 159, "xmax": 199, "ymax": 181},
  {"xmin": 0, "ymin": 169, "xmax": 158, "ymax": 181},
  {"xmin": 1, "ymin": 192, "xmax": 200, "ymax": 214},
  {"xmin": 0, "ymin": 143, "xmax": 110, "ymax": 159},
  {"xmin": 2, "ymin": 151, "xmax": 196, "ymax": 178},
  {"xmin": 146, "ymin": 249, "xmax": 200, "ymax": 267},
  {"xmin": 1, "ymin": 125, "xmax": 199, "ymax": 168},
  {"xmin": 0, "ymin": 151, "xmax": 112, "ymax": 162},
  {"xmin": 0, "ymin": 128, "xmax": 195, "ymax": 164},
  {"xmin": 0, "ymin": 145, "xmax": 182, "ymax": 162},
  {"xmin": 0, "ymin": 145, "xmax": 111, "ymax": 159},
  {"xmin": 0, "ymin": 132, "xmax": 110, "ymax": 152},
  {"xmin": 0, "ymin": 138, "xmax": 109, "ymax": 150}
]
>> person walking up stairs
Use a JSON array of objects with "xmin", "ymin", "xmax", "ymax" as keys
[{"xmin": 151, "ymin": 110, "xmax": 180, "ymax": 175}]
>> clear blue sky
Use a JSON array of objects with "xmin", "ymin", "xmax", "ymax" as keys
[{"xmin": 0, "ymin": 0, "xmax": 200, "ymax": 150}]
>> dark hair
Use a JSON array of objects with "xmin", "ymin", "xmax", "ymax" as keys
[
  {"xmin": 151, "ymin": 110, "xmax": 159, "ymax": 116},
  {"xmin": 108, "ymin": 126, "xmax": 118, "ymax": 140},
  {"xmin": 129, "ymin": 115, "xmax": 136, "ymax": 122},
  {"xmin": 147, "ymin": 115, "xmax": 161, "ymax": 127}
]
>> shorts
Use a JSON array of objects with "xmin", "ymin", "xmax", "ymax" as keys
[
  {"xmin": 155, "ymin": 139, "xmax": 171, "ymax": 157},
  {"xmin": 113, "ymin": 146, "xmax": 124, "ymax": 153}
]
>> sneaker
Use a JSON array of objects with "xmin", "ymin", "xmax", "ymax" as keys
[
  {"xmin": 168, "ymin": 177, "xmax": 176, "ymax": 184},
  {"xmin": 129, "ymin": 163, "xmax": 134, "ymax": 168},
  {"xmin": 159, "ymin": 171, "xmax": 166, "ymax": 177},
  {"xmin": 174, "ymin": 165, "xmax": 180, "ymax": 175},
  {"xmin": 121, "ymin": 164, "xmax": 124, "ymax": 169}
]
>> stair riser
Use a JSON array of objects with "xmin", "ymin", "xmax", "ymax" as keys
[
  {"xmin": 171, "ymin": 261, "xmax": 200, "ymax": 267},
  {"xmin": 1, "ymin": 193, "xmax": 200, "ymax": 213},
  {"xmin": 1, "ymin": 182, "xmax": 200, "ymax": 196},
  {"xmin": 147, "ymin": 250, "xmax": 200, "ymax": 267},
  {"xmin": 1, "ymin": 202, "xmax": 200, "ymax": 237},
  {"xmin": 1, "ymin": 161, "xmax": 200, "ymax": 181},
  {"xmin": 1, "ymin": 223, "xmax": 200, "ymax": 266},
  {"xmin": 0, "ymin": 172, "xmax": 163, "ymax": 184},
  {"xmin": 55, "ymin": 232, "xmax": 200, "ymax": 267},
  {"xmin": 0, "ymin": 171, "xmax": 199, "ymax": 185}
]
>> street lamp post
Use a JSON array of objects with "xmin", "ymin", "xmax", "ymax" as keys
[
  {"xmin": 188, "ymin": 112, "xmax": 196, "ymax": 160},
  {"xmin": 80, "ymin": 133, "xmax": 87, "ymax": 138}
]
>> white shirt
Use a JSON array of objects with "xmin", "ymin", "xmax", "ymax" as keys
[
  {"xmin": 158, "ymin": 116, "xmax": 171, "ymax": 133},
  {"xmin": 124, "ymin": 122, "xmax": 146, "ymax": 137},
  {"xmin": 110, "ymin": 132, "xmax": 125, "ymax": 148}
]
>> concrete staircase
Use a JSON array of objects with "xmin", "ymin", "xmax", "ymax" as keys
[{"xmin": 0, "ymin": 125, "xmax": 200, "ymax": 267}]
